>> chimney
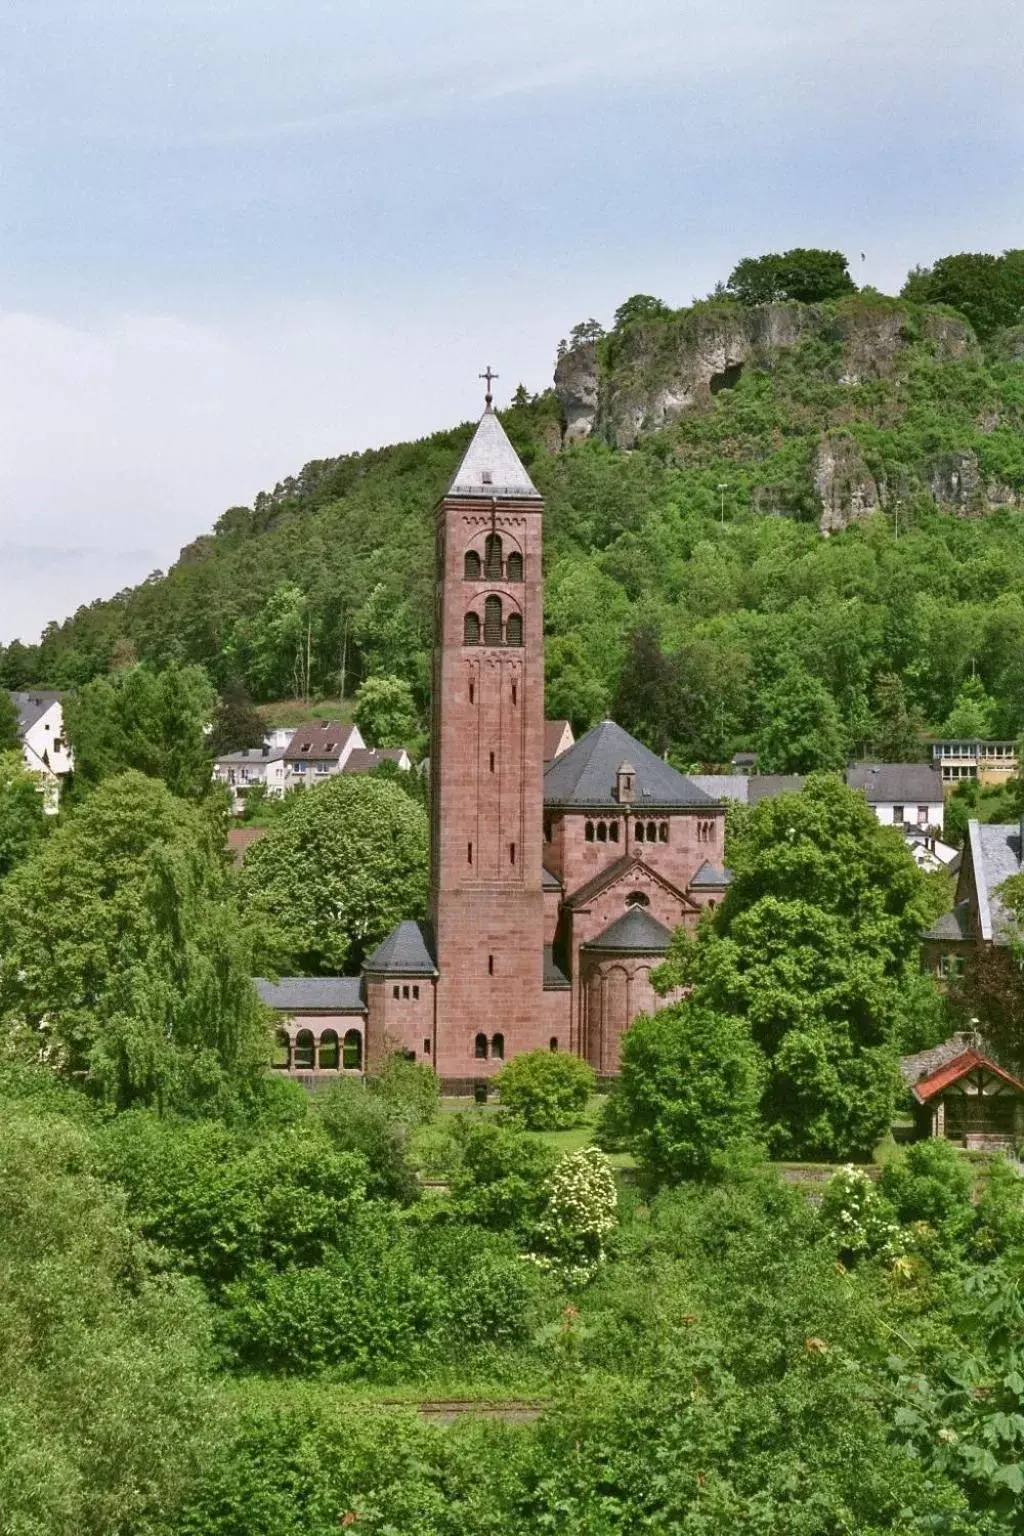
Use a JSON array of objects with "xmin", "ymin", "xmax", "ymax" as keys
[{"xmin": 615, "ymin": 761, "xmax": 636, "ymax": 804}]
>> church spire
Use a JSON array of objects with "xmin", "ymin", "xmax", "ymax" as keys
[
  {"xmin": 446, "ymin": 374, "xmax": 540, "ymax": 501},
  {"xmin": 478, "ymin": 365, "xmax": 498, "ymax": 411}
]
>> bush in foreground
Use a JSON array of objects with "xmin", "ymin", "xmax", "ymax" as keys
[{"xmin": 496, "ymin": 1048, "xmax": 595, "ymax": 1130}]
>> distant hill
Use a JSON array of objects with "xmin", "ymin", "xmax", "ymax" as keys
[{"xmin": 3, "ymin": 283, "xmax": 1024, "ymax": 766}]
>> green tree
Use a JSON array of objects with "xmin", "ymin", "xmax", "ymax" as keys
[
  {"xmin": 240, "ymin": 773, "xmax": 428, "ymax": 973},
  {"xmin": 726, "ymin": 248, "xmax": 856, "ymax": 305},
  {"xmin": 873, "ymin": 672, "xmax": 925, "ymax": 761},
  {"xmin": 0, "ymin": 772, "xmax": 267, "ymax": 1110},
  {"xmin": 0, "ymin": 751, "xmax": 48, "ymax": 880},
  {"xmin": 353, "ymin": 673, "xmax": 419, "ymax": 748},
  {"xmin": 604, "ymin": 1001, "xmax": 763, "ymax": 1187},
  {"xmin": 0, "ymin": 688, "xmax": 20, "ymax": 751},
  {"xmin": 613, "ymin": 294, "xmax": 671, "ymax": 329},
  {"xmin": 63, "ymin": 662, "xmax": 215, "ymax": 799},
  {"xmin": 207, "ymin": 680, "xmax": 267, "ymax": 757},
  {"xmin": 755, "ymin": 667, "xmax": 846, "ymax": 772},
  {"xmin": 941, "ymin": 674, "xmax": 997, "ymax": 738},
  {"xmin": 901, "ymin": 249, "xmax": 1024, "ymax": 339},
  {"xmin": 496, "ymin": 1048, "xmax": 595, "ymax": 1130}
]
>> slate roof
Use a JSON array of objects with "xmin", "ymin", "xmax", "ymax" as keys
[
  {"xmin": 967, "ymin": 820, "xmax": 1023, "ymax": 943},
  {"xmin": 847, "ymin": 762, "xmax": 943, "ymax": 804},
  {"xmin": 10, "ymin": 690, "xmax": 63, "ymax": 735},
  {"xmin": 214, "ymin": 746, "xmax": 286, "ymax": 766},
  {"xmin": 255, "ymin": 977, "xmax": 366, "ymax": 1013},
  {"xmin": 910, "ymin": 1049, "xmax": 1024, "ymax": 1104},
  {"xmin": 362, "ymin": 920, "xmax": 437, "ymax": 975},
  {"xmin": 689, "ymin": 774, "xmax": 749, "ymax": 803},
  {"xmin": 447, "ymin": 408, "xmax": 541, "ymax": 500},
  {"xmin": 544, "ymin": 720, "xmax": 715, "ymax": 809},
  {"xmin": 542, "ymin": 866, "xmax": 562, "ymax": 890},
  {"xmin": 284, "ymin": 722, "xmax": 358, "ymax": 762},
  {"xmin": 900, "ymin": 1032, "xmax": 981, "ymax": 1089},
  {"xmin": 922, "ymin": 900, "xmax": 972, "ymax": 943},
  {"xmin": 543, "ymin": 945, "xmax": 571, "ymax": 989},
  {"xmin": 582, "ymin": 907, "xmax": 674, "ymax": 954},
  {"xmin": 689, "ymin": 861, "xmax": 733, "ymax": 888},
  {"xmin": 747, "ymin": 774, "xmax": 806, "ymax": 804}
]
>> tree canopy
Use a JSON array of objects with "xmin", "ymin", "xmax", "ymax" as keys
[{"xmin": 726, "ymin": 247, "xmax": 857, "ymax": 305}]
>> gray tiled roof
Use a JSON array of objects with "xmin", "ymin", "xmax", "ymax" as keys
[
  {"xmin": 10, "ymin": 690, "xmax": 62, "ymax": 735},
  {"xmin": 689, "ymin": 775, "xmax": 749, "ymax": 803},
  {"xmin": 214, "ymin": 746, "xmax": 286, "ymax": 766},
  {"xmin": 343, "ymin": 747, "xmax": 410, "ymax": 773},
  {"xmin": 255, "ymin": 977, "xmax": 366, "ymax": 1012},
  {"xmin": 543, "ymin": 945, "xmax": 571, "ymax": 989},
  {"xmin": 581, "ymin": 907, "xmax": 674, "ymax": 954},
  {"xmin": 968, "ymin": 821, "xmax": 1023, "ymax": 943},
  {"xmin": 922, "ymin": 900, "xmax": 972, "ymax": 942},
  {"xmin": 542, "ymin": 866, "xmax": 562, "ymax": 890},
  {"xmin": 689, "ymin": 861, "xmax": 733, "ymax": 888},
  {"xmin": 544, "ymin": 720, "xmax": 715, "ymax": 809},
  {"xmin": 362, "ymin": 920, "xmax": 437, "ymax": 975},
  {"xmin": 846, "ymin": 762, "xmax": 943, "ymax": 803},
  {"xmin": 447, "ymin": 409, "xmax": 541, "ymax": 500},
  {"xmin": 900, "ymin": 1032, "xmax": 982, "ymax": 1088},
  {"xmin": 747, "ymin": 774, "xmax": 806, "ymax": 804}
]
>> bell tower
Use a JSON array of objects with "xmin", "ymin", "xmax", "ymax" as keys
[{"xmin": 429, "ymin": 376, "xmax": 546, "ymax": 1080}]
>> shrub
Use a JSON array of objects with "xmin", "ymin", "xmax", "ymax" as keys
[
  {"xmin": 313, "ymin": 1076, "xmax": 419, "ymax": 1204},
  {"xmin": 879, "ymin": 1138, "xmax": 974, "ymax": 1236},
  {"xmin": 818, "ymin": 1165, "xmax": 904, "ymax": 1265},
  {"xmin": 448, "ymin": 1116, "xmax": 558, "ymax": 1236},
  {"xmin": 496, "ymin": 1049, "xmax": 595, "ymax": 1130},
  {"xmin": 535, "ymin": 1146, "xmax": 619, "ymax": 1279},
  {"xmin": 369, "ymin": 1051, "xmax": 439, "ymax": 1129}
]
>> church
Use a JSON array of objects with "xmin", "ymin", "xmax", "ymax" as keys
[{"xmin": 258, "ymin": 390, "xmax": 729, "ymax": 1089}]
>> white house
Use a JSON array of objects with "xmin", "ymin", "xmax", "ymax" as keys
[
  {"xmin": 282, "ymin": 721, "xmax": 365, "ymax": 789},
  {"xmin": 212, "ymin": 745, "xmax": 290, "ymax": 813},
  {"xmin": 846, "ymin": 762, "xmax": 945, "ymax": 836},
  {"xmin": 9, "ymin": 691, "xmax": 73, "ymax": 811}
]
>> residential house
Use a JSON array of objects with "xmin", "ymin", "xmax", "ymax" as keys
[
  {"xmin": 847, "ymin": 762, "xmax": 945, "ymax": 835},
  {"xmin": 9, "ymin": 690, "xmax": 73, "ymax": 811},
  {"xmin": 212, "ymin": 744, "xmax": 288, "ymax": 812},
  {"xmin": 921, "ymin": 818, "xmax": 1023, "ymax": 981},
  {"xmin": 282, "ymin": 721, "xmax": 364, "ymax": 788},
  {"xmin": 932, "ymin": 739, "xmax": 1018, "ymax": 785},
  {"xmin": 901, "ymin": 1032, "xmax": 1024, "ymax": 1148},
  {"xmin": 343, "ymin": 747, "xmax": 412, "ymax": 774}
]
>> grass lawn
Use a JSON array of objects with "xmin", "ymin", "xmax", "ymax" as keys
[
  {"xmin": 257, "ymin": 697, "xmax": 355, "ymax": 728},
  {"xmin": 421, "ymin": 1094, "xmax": 637, "ymax": 1172}
]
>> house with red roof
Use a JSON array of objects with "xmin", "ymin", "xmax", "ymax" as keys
[{"xmin": 901, "ymin": 1032, "xmax": 1024, "ymax": 1148}]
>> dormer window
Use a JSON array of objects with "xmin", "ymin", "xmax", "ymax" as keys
[
  {"xmin": 300, "ymin": 742, "xmax": 312, "ymax": 753},
  {"xmin": 325, "ymin": 742, "xmax": 336, "ymax": 752}
]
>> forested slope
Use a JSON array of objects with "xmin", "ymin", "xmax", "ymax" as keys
[{"xmin": 5, "ymin": 276, "xmax": 1024, "ymax": 768}]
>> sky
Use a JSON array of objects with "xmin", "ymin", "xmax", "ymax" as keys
[{"xmin": 1, "ymin": 0, "xmax": 1022, "ymax": 643}]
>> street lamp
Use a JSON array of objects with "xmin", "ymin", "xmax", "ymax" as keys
[{"xmin": 717, "ymin": 483, "xmax": 728, "ymax": 526}]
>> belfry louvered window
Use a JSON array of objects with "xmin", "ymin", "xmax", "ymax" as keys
[
  {"xmin": 464, "ymin": 611, "xmax": 480, "ymax": 645},
  {"xmin": 484, "ymin": 533, "xmax": 503, "ymax": 579},
  {"xmin": 483, "ymin": 595, "xmax": 502, "ymax": 645},
  {"xmin": 506, "ymin": 551, "xmax": 523, "ymax": 582},
  {"xmin": 506, "ymin": 612, "xmax": 523, "ymax": 646},
  {"xmin": 464, "ymin": 549, "xmax": 481, "ymax": 579}
]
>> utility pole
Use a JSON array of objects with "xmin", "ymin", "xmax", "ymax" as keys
[{"xmin": 717, "ymin": 483, "xmax": 728, "ymax": 527}]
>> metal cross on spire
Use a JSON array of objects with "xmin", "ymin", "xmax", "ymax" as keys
[{"xmin": 478, "ymin": 366, "xmax": 498, "ymax": 409}]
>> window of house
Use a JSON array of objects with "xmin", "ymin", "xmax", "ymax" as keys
[
  {"xmin": 939, "ymin": 953, "xmax": 965, "ymax": 980},
  {"xmin": 484, "ymin": 534, "xmax": 503, "ymax": 579},
  {"xmin": 491, "ymin": 1033, "xmax": 505, "ymax": 1060},
  {"xmin": 646, "ymin": 822, "xmax": 657, "ymax": 842},
  {"xmin": 484, "ymin": 594, "xmax": 503, "ymax": 645},
  {"xmin": 506, "ymin": 613, "xmax": 523, "ymax": 646},
  {"xmin": 511, "ymin": 682, "xmax": 517, "ymax": 705},
  {"xmin": 474, "ymin": 1033, "xmax": 488, "ymax": 1059},
  {"xmin": 917, "ymin": 806, "xmax": 929, "ymax": 826},
  {"xmin": 464, "ymin": 611, "xmax": 481, "ymax": 645},
  {"xmin": 423, "ymin": 1037, "xmax": 431, "ymax": 1055},
  {"xmin": 893, "ymin": 804, "xmax": 905, "ymax": 825},
  {"xmin": 507, "ymin": 551, "xmax": 523, "ymax": 582},
  {"xmin": 464, "ymin": 549, "xmax": 481, "ymax": 579},
  {"xmin": 543, "ymin": 819, "xmax": 552, "ymax": 842}
]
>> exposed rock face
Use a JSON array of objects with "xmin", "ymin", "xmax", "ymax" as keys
[
  {"xmin": 929, "ymin": 451, "xmax": 983, "ymax": 511},
  {"xmin": 813, "ymin": 433, "xmax": 881, "ymax": 533},
  {"xmin": 554, "ymin": 341, "xmax": 600, "ymax": 444}
]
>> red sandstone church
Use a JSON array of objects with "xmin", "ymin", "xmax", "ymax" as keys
[{"xmin": 258, "ymin": 395, "xmax": 729, "ymax": 1088}]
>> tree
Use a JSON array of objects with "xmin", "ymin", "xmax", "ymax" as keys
[
  {"xmin": 352, "ymin": 673, "xmax": 419, "ymax": 748},
  {"xmin": 604, "ymin": 1001, "xmax": 763, "ymax": 1187},
  {"xmin": 901, "ymin": 249, "xmax": 1024, "ymax": 339},
  {"xmin": 240, "ymin": 774, "xmax": 428, "ymax": 974},
  {"xmin": 313, "ymin": 1077, "xmax": 419, "ymax": 1204},
  {"xmin": 940, "ymin": 674, "xmax": 997, "ymax": 738},
  {"xmin": 613, "ymin": 294, "xmax": 671, "ymax": 329},
  {"xmin": 569, "ymin": 318, "xmax": 606, "ymax": 346},
  {"xmin": 0, "ymin": 751, "xmax": 48, "ymax": 881},
  {"xmin": 612, "ymin": 626, "xmax": 675, "ymax": 754},
  {"xmin": 0, "ymin": 689, "xmax": 20, "ymax": 752},
  {"xmin": 755, "ymin": 667, "xmax": 846, "ymax": 772},
  {"xmin": 0, "ymin": 772, "xmax": 267, "ymax": 1111},
  {"xmin": 207, "ymin": 680, "xmax": 267, "ymax": 757},
  {"xmin": 63, "ymin": 662, "xmax": 215, "ymax": 800},
  {"xmin": 726, "ymin": 248, "xmax": 856, "ymax": 306},
  {"xmin": 496, "ymin": 1049, "xmax": 595, "ymax": 1130},
  {"xmin": 873, "ymin": 672, "xmax": 925, "ymax": 762}
]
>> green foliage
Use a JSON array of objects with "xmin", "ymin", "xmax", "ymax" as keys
[
  {"xmin": 606, "ymin": 1001, "xmax": 763, "ymax": 1187},
  {"xmin": 239, "ymin": 774, "xmax": 428, "ymax": 973},
  {"xmin": 879, "ymin": 1137, "xmax": 975, "ymax": 1237},
  {"xmin": 612, "ymin": 293, "xmax": 671, "ymax": 329},
  {"xmin": 0, "ymin": 687, "xmax": 19, "ymax": 750},
  {"xmin": 533, "ymin": 1145, "xmax": 618, "ymax": 1278},
  {"xmin": 448, "ymin": 1115, "xmax": 558, "ymax": 1237},
  {"xmin": 368, "ymin": 1050, "xmax": 440, "ymax": 1129},
  {"xmin": 903, "ymin": 249, "xmax": 1024, "ymax": 339},
  {"xmin": 873, "ymin": 671, "xmax": 925, "ymax": 761},
  {"xmin": 941, "ymin": 673, "xmax": 998, "ymax": 737},
  {"xmin": 818, "ymin": 1164, "xmax": 904, "ymax": 1263},
  {"xmin": 207, "ymin": 680, "xmax": 267, "ymax": 756},
  {"xmin": 727, "ymin": 247, "xmax": 857, "ymax": 304},
  {"xmin": 312, "ymin": 1076, "xmax": 420, "ymax": 1203},
  {"xmin": 0, "ymin": 749, "xmax": 48, "ymax": 879},
  {"xmin": 496, "ymin": 1048, "xmax": 595, "ymax": 1129},
  {"xmin": 64, "ymin": 662, "xmax": 216, "ymax": 799},
  {"xmin": 352, "ymin": 673, "xmax": 420, "ymax": 749},
  {"xmin": 0, "ymin": 772, "xmax": 267, "ymax": 1111},
  {"xmin": 755, "ymin": 666, "xmax": 847, "ymax": 771}
]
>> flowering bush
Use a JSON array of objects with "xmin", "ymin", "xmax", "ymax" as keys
[
  {"xmin": 818, "ymin": 1164, "xmax": 904, "ymax": 1264},
  {"xmin": 534, "ymin": 1146, "xmax": 619, "ymax": 1281}
]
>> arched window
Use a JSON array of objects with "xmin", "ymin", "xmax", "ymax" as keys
[
  {"xmin": 483, "ymin": 595, "xmax": 502, "ymax": 645},
  {"xmin": 273, "ymin": 1029, "xmax": 291, "ymax": 1069},
  {"xmin": 474, "ymin": 1032, "xmax": 489, "ymax": 1059},
  {"xmin": 464, "ymin": 549, "xmax": 481, "ymax": 580},
  {"xmin": 342, "ymin": 1029, "xmax": 363, "ymax": 1070},
  {"xmin": 596, "ymin": 821, "xmax": 607, "ymax": 843},
  {"xmin": 609, "ymin": 821, "xmax": 620, "ymax": 843},
  {"xmin": 585, "ymin": 821, "xmax": 595, "ymax": 843},
  {"xmin": 659, "ymin": 822, "xmax": 669, "ymax": 843},
  {"xmin": 484, "ymin": 533, "xmax": 502, "ymax": 579},
  {"xmin": 464, "ymin": 611, "xmax": 480, "ymax": 645},
  {"xmin": 646, "ymin": 821, "xmax": 657, "ymax": 843},
  {"xmin": 549, "ymin": 1037, "xmax": 558, "ymax": 1052},
  {"xmin": 625, "ymin": 891, "xmax": 650, "ymax": 908},
  {"xmin": 318, "ymin": 1029, "xmax": 339, "ymax": 1070},
  {"xmin": 635, "ymin": 820, "xmax": 645, "ymax": 841},
  {"xmin": 506, "ymin": 551, "xmax": 523, "ymax": 582},
  {"xmin": 506, "ymin": 612, "xmax": 523, "ymax": 646},
  {"xmin": 294, "ymin": 1029, "xmax": 315, "ymax": 1071},
  {"xmin": 491, "ymin": 1033, "xmax": 505, "ymax": 1060}
]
